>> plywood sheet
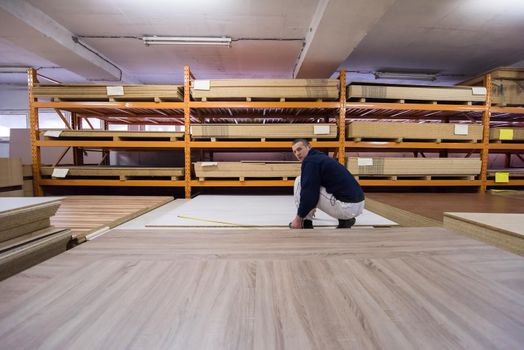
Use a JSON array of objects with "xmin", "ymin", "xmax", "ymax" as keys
[
  {"xmin": 41, "ymin": 166, "xmax": 184, "ymax": 178},
  {"xmin": 348, "ymin": 83, "xmax": 486, "ymax": 102},
  {"xmin": 0, "ymin": 227, "xmax": 523, "ymax": 348},
  {"xmin": 194, "ymin": 162, "xmax": 301, "ymax": 179},
  {"xmin": 346, "ymin": 121, "xmax": 483, "ymax": 142},
  {"xmin": 0, "ymin": 197, "xmax": 63, "ymax": 214},
  {"xmin": 40, "ymin": 130, "xmax": 184, "ymax": 141},
  {"xmin": 192, "ymin": 79, "xmax": 339, "ymax": 100},
  {"xmin": 347, "ymin": 157, "xmax": 481, "ymax": 176},
  {"xmin": 490, "ymin": 127, "xmax": 524, "ymax": 141},
  {"xmin": 445, "ymin": 212, "xmax": 524, "ymax": 237},
  {"xmin": 146, "ymin": 195, "xmax": 396, "ymax": 227},
  {"xmin": 50, "ymin": 196, "xmax": 174, "ymax": 241},
  {"xmin": 33, "ymin": 84, "xmax": 183, "ymax": 101},
  {"xmin": 0, "ymin": 158, "xmax": 23, "ymax": 188},
  {"xmin": 191, "ymin": 123, "xmax": 337, "ymax": 139}
]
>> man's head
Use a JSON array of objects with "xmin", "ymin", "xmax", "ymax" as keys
[{"xmin": 292, "ymin": 139, "xmax": 311, "ymax": 162}]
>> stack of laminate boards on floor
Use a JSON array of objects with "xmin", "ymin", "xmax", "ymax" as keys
[
  {"xmin": 461, "ymin": 68, "xmax": 524, "ymax": 106},
  {"xmin": 0, "ymin": 158, "xmax": 24, "ymax": 197},
  {"xmin": 347, "ymin": 157, "xmax": 481, "ymax": 178},
  {"xmin": 0, "ymin": 197, "xmax": 71, "ymax": 281},
  {"xmin": 346, "ymin": 121, "xmax": 483, "ymax": 142},
  {"xmin": 194, "ymin": 161, "xmax": 301, "ymax": 180},
  {"xmin": 347, "ymin": 83, "xmax": 487, "ymax": 103},
  {"xmin": 191, "ymin": 79, "xmax": 339, "ymax": 100},
  {"xmin": 32, "ymin": 84, "xmax": 183, "ymax": 101},
  {"xmin": 191, "ymin": 123, "xmax": 337, "ymax": 140}
]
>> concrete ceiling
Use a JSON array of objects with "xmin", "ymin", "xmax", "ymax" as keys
[{"xmin": 0, "ymin": 0, "xmax": 523, "ymax": 86}]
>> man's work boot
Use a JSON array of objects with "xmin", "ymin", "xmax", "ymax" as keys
[
  {"xmin": 303, "ymin": 219, "xmax": 314, "ymax": 229},
  {"xmin": 337, "ymin": 217, "xmax": 356, "ymax": 229}
]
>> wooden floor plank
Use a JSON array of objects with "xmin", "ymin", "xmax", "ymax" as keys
[
  {"xmin": 0, "ymin": 227, "xmax": 523, "ymax": 349},
  {"xmin": 50, "ymin": 196, "xmax": 173, "ymax": 240}
]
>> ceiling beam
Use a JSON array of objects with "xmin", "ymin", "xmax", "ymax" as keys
[
  {"xmin": 0, "ymin": 0, "xmax": 136, "ymax": 82},
  {"xmin": 294, "ymin": 0, "xmax": 397, "ymax": 79}
]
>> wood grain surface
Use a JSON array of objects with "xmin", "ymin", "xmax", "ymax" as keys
[
  {"xmin": 1, "ymin": 227, "xmax": 523, "ymax": 349},
  {"xmin": 366, "ymin": 192, "xmax": 524, "ymax": 222},
  {"xmin": 50, "ymin": 196, "xmax": 173, "ymax": 241}
]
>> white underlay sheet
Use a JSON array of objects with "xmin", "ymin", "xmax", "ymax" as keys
[{"xmin": 146, "ymin": 195, "xmax": 397, "ymax": 227}]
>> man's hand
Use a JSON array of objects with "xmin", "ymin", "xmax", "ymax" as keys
[{"xmin": 289, "ymin": 216, "xmax": 303, "ymax": 229}]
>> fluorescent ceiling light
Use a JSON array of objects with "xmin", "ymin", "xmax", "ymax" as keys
[
  {"xmin": 374, "ymin": 71, "xmax": 437, "ymax": 81},
  {"xmin": 143, "ymin": 36, "xmax": 232, "ymax": 47}
]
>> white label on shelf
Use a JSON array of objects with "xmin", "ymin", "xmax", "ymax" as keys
[
  {"xmin": 193, "ymin": 80, "xmax": 210, "ymax": 90},
  {"xmin": 471, "ymin": 87, "xmax": 487, "ymax": 95},
  {"xmin": 454, "ymin": 124, "xmax": 469, "ymax": 135},
  {"xmin": 44, "ymin": 130, "xmax": 62, "ymax": 137},
  {"xmin": 200, "ymin": 162, "xmax": 218, "ymax": 167},
  {"xmin": 52, "ymin": 168, "xmax": 69, "ymax": 178},
  {"xmin": 313, "ymin": 125, "xmax": 330, "ymax": 135},
  {"xmin": 357, "ymin": 158, "xmax": 373, "ymax": 166},
  {"xmin": 106, "ymin": 86, "xmax": 124, "ymax": 96}
]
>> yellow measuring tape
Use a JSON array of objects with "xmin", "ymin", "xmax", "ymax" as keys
[{"xmin": 177, "ymin": 215, "xmax": 259, "ymax": 227}]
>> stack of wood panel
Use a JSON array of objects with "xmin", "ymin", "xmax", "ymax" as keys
[
  {"xmin": 0, "ymin": 158, "xmax": 24, "ymax": 197},
  {"xmin": 461, "ymin": 68, "xmax": 524, "ymax": 106},
  {"xmin": 194, "ymin": 161, "xmax": 301, "ymax": 180},
  {"xmin": 191, "ymin": 123, "xmax": 337, "ymax": 140},
  {"xmin": 41, "ymin": 166, "xmax": 184, "ymax": 180},
  {"xmin": 347, "ymin": 83, "xmax": 486, "ymax": 103},
  {"xmin": 22, "ymin": 165, "xmax": 33, "ymax": 197},
  {"xmin": 0, "ymin": 197, "xmax": 71, "ymax": 280},
  {"xmin": 191, "ymin": 79, "xmax": 339, "ymax": 100},
  {"xmin": 32, "ymin": 84, "xmax": 184, "ymax": 101},
  {"xmin": 490, "ymin": 127, "xmax": 524, "ymax": 142},
  {"xmin": 346, "ymin": 157, "xmax": 481, "ymax": 178},
  {"xmin": 40, "ymin": 130, "xmax": 184, "ymax": 141},
  {"xmin": 346, "ymin": 121, "xmax": 483, "ymax": 142}
]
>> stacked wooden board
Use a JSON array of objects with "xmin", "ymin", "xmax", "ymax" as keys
[
  {"xmin": 443, "ymin": 212, "xmax": 524, "ymax": 256},
  {"xmin": 32, "ymin": 84, "xmax": 183, "ymax": 101},
  {"xmin": 41, "ymin": 166, "xmax": 184, "ymax": 180},
  {"xmin": 191, "ymin": 79, "xmax": 339, "ymax": 100},
  {"xmin": 347, "ymin": 157, "xmax": 481, "ymax": 178},
  {"xmin": 40, "ymin": 130, "xmax": 184, "ymax": 141},
  {"xmin": 461, "ymin": 68, "xmax": 524, "ymax": 106},
  {"xmin": 191, "ymin": 123, "xmax": 337, "ymax": 140},
  {"xmin": 490, "ymin": 127, "xmax": 524, "ymax": 142},
  {"xmin": 22, "ymin": 165, "xmax": 33, "ymax": 197},
  {"xmin": 347, "ymin": 83, "xmax": 486, "ymax": 103},
  {"xmin": 0, "ymin": 158, "xmax": 24, "ymax": 197},
  {"xmin": 346, "ymin": 121, "xmax": 483, "ymax": 142},
  {"xmin": 0, "ymin": 197, "xmax": 71, "ymax": 280},
  {"xmin": 194, "ymin": 161, "xmax": 301, "ymax": 180}
]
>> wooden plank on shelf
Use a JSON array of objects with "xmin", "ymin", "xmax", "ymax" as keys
[
  {"xmin": 32, "ymin": 84, "xmax": 184, "ymax": 101},
  {"xmin": 191, "ymin": 123, "xmax": 337, "ymax": 139},
  {"xmin": 50, "ymin": 196, "xmax": 174, "ymax": 241},
  {"xmin": 194, "ymin": 161, "xmax": 301, "ymax": 179},
  {"xmin": 347, "ymin": 83, "xmax": 486, "ymax": 102},
  {"xmin": 191, "ymin": 79, "xmax": 339, "ymax": 100},
  {"xmin": 347, "ymin": 157, "xmax": 481, "ymax": 176},
  {"xmin": 346, "ymin": 121, "xmax": 483, "ymax": 142},
  {"xmin": 40, "ymin": 166, "xmax": 184, "ymax": 179},
  {"xmin": 1, "ymin": 227, "xmax": 524, "ymax": 348},
  {"xmin": 490, "ymin": 127, "xmax": 524, "ymax": 141},
  {"xmin": 444, "ymin": 212, "xmax": 524, "ymax": 256},
  {"xmin": 40, "ymin": 130, "xmax": 184, "ymax": 141}
]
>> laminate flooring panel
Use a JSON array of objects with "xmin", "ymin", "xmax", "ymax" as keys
[
  {"xmin": 50, "ymin": 196, "xmax": 173, "ymax": 241},
  {"xmin": 146, "ymin": 195, "xmax": 396, "ymax": 228},
  {"xmin": 0, "ymin": 227, "xmax": 523, "ymax": 349},
  {"xmin": 366, "ymin": 192, "xmax": 524, "ymax": 223}
]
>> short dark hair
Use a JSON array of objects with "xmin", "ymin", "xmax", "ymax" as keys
[{"xmin": 292, "ymin": 138, "xmax": 310, "ymax": 146}]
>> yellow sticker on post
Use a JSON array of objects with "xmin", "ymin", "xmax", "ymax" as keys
[
  {"xmin": 495, "ymin": 172, "xmax": 509, "ymax": 183},
  {"xmin": 499, "ymin": 129, "xmax": 514, "ymax": 140}
]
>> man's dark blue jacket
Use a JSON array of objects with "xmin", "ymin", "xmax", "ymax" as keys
[{"xmin": 298, "ymin": 149, "xmax": 364, "ymax": 218}]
